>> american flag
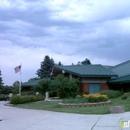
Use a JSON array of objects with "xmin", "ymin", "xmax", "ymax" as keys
[{"xmin": 14, "ymin": 65, "xmax": 21, "ymax": 73}]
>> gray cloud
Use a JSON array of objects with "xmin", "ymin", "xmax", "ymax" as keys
[{"xmin": 0, "ymin": 0, "xmax": 130, "ymax": 85}]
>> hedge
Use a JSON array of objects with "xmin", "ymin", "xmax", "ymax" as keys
[{"xmin": 10, "ymin": 95, "xmax": 44, "ymax": 104}]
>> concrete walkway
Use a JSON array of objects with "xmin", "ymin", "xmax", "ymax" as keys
[{"xmin": 0, "ymin": 101, "xmax": 130, "ymax": 130}]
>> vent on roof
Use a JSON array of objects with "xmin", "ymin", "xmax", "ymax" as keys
[{"xmin": 77, "ymin": 62, "xmax": 82, "ymax": 65}]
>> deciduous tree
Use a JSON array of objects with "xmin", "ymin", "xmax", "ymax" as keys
[{"xmin": 51, "ymin": 75, "xmax": 79, "ymax": 98}]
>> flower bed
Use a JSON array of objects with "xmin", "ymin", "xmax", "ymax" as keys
[
  {"xmin": 59, "ymin": 93, "xmax": 110, "ymax": 107},
  {"xmin": 59, "ymin": 101, "xmax": 111, "ymax": 107},
  {"xmin": 82, "ymin": 93, "xmax": 108, "ymax": 103}
]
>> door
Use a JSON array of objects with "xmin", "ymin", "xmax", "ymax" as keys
[{"xmin": 89, "ymin": 83, "xmax": 101, "ymax": 94}]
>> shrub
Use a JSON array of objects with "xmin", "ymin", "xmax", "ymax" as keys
[
  {"xmin": 33, "ymin": 79, "xmax": 51, "ymax": 95},
  {"xmin": 0, "ymin": 86, "xmax": 12, "ymax": 94},
  {"xmin": 99, "ymin": 90, "xmax": 123, "ymax": 99},
  {"xmin": 10, "ymin": 95, "xmax": 44, "ymax": 104},
  {"xmin": 12, "ymin": 85, "xmax": 19, "ymax": 94},
  {"xmin": 49, "ymin": 91, "xmax": 57, "ymax": 97},
  {"xmin": 83, "ymin": 93, "xmax": 108, "ymax": 103},
  {"xmin": 83, "ymin": 92, "xmax": 89, "ymax": 95},
  {"xmin": 62, "ymin": 98, "xmax": 88, "ymax": 104},
  {"xmin": 60, "ymin": 91, "xmax": 79, "ymax": 99},
  {"xmin": 121, "ymin": 95, "xmax": 127, "ymax": 100},
  {"xmin": 21, "ymin": 91, "xmax": 35, "ymax": 96},
  {"xmin": 51, "ymin": 75, "xmax": 79, "ymax": 98},
  {"xmin": 0, "ymin": 94, "xmax": 7, "ymax": 101}
]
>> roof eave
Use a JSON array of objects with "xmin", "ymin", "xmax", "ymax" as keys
[{"xmin": 81, "ymin": 75, "xmax": 117, "ymax": 78}]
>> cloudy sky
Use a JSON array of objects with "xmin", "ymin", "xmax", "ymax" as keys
[{"xmin": 0, "ymin": 0, "xmax": 130, "ymax": 86}]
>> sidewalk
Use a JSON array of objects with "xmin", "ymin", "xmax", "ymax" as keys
[{"xmin": 0, "ymin": 101, "xmax": 130, "ymax": 130}]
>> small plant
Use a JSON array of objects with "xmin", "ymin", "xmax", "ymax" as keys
[
  {"xmin": 121, "ymin": 95, "xmax": 127, "ymax": 100},
  {"xmin": 62, "ymin": 98, "xmax": 88, "ymax": 104}
]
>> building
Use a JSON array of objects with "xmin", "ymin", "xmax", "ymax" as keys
[
  {"xmin": 108, "ymin": 60, "xmax": 130, "ymax": 92},
  {"xmin": 52, "ymin": 64, "xmax": 117, "ymax": 93},
  {"xmin": 21, "ymin": 60, "xmax": 130, "ymax": 93}
]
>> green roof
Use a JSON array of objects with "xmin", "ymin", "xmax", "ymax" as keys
[
  {"xmin": 110, "ymin": 60, "xmax": 130, "ymax": 77},
  {"xmin": 108, "ymin": 75, "xmax": 130, "ymax": 84},
  {"xmin": 21, "ymin": 80, "xmax": 40, "ymax": 87},
  {"xmin": 53, "ymin": 64, "xmax": 117, "ymax": 77}
]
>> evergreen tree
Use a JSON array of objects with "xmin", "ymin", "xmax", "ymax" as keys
[
  {"xmin": 58, "ymin": 61, "xmax": 62, "ymax": 66},
  {"xmin": 0, "ymin": 69, "xmax": 4, "ymax": 93},
  {"xmin": 28, "ymin": 77, "xmax": 39, "ymax": 82},
  {"xmin": 36, "ymin": 55, "xmax": 54, "ymax": 79}
]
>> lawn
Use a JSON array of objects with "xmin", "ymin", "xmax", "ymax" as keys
[{"xmin": 15, "ymin": 94, "xmax": 130, "ymax": 114}]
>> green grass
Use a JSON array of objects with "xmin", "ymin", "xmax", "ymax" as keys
[{"xmin": 15, "ymin": 94, "xmax": 130, "ymax": 114}]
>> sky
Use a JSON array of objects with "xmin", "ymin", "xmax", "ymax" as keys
[{"xmin": 0, "ymin": 0, "xmax": 130, "ymax": 86}]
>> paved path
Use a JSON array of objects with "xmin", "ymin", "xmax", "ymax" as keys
[{"xmin": 0, "ymin": 101, "xmax": 130, "ymax": 130}]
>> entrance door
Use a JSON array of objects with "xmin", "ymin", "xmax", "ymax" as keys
[{"xmin": 89, "ymin": 83, "xmax": 101, "ymax": 94}]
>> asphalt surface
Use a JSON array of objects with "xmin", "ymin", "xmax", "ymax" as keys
[{"xmin": 0, "ymin": 101, "xmax": 130, "ymax": 130}]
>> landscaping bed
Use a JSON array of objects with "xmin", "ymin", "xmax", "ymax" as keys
[
  {"xmin": 58, "ymin": 100, "xmax": 111, "ymax": 107},
  {"xmin": 14, "ymin": 91, "xmax": 129, "ymax": 114}
]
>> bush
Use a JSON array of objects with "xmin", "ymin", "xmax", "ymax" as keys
[
  {"xmin": 0, "ymin": 86, "xmax": 12, "ymax": 94},
  {"xmin": 10, "ymin": 95, "xmax": 44, "ymax": 104},
  {"xmin": 51, "ymin": 75, "xmax": 79, "ymax": 98},
  {"xmin": 99, "ymin": 90, "xmax": 123, "ymax": 99},
  {"xmin": 60, "ymin": 91, "xmax": 79, "ymax": 99},
  {"xmin": 49, "ymin": 91, "xmax": 57, "ymax": 97},
  {"xmin": 121, "ymin": 95, "xmax": 127, "ymax": 100},
  {"xmin": 83, "ymin": 93, "xmax": 108, "ymax": 103},
  {"xmin": 33, "ymin": 79, "xmax": 51, "ymax": 95},
  {"xmin": 62, "ymin": 98, "xmax": 88, "ymax": 104},
  {"xmin": 0, "ymin": 94, "xmax": 7, "ymax": 101},
  {"xmin": 21, "ymin": 91, "xmax": 35, "ymax": 96}
]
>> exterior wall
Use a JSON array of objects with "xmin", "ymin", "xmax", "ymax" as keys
[
  {"xmin": 53, "ymin": 69, "xmax": 111, "ymax": 93},
  {"xmin": 79, "ymin": 83, "xmax": 109, "ymax": 93},
  {"xmin": 79, "ymin": 77, "xmax": 110, "ymax": 93},
  {"xmin": 80, "ymin": 83, "xmax": 89, "ymax": 93},
  {"xmin": 101, "ymin": 83, "xmax": 109, "ymax": 91},
  {"xmin": 22, "ymin": 87, "xmax": 32, "ymax": 91}
]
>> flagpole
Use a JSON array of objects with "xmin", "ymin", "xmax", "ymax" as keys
[{"xmin": 19, "ymin": 63, "xmax": 22, "ymax": 95}]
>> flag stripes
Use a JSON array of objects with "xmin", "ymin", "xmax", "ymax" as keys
[{"xmin": 14, "ymin": 65, "xmax": 21, "ymax": 73}]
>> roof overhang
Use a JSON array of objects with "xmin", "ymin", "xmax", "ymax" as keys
[
  {"xmin": 108, "ymin": 75, "xmax": 130, "ymax": 84},
  {"xmin": 53, "ymin": 65, "xmax": 117, "ymax": 78}
]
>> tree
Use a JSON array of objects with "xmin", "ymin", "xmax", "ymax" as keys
[
  {"xmin": 51, "ymin": 75, "xmax": 79, "ymax": 98},
  {"xmin": 1, "ymin": 85, "xmax": 12, "ymax": 94},
  {"xmin": 12, "ymin": 81, "xmax": 20, "ymax": 94},
  {"xmin": 58, "ymin": 61, "xmax": 62, "ymax": 66},
  {"xmin": 28, "ymin": 77, "xmax": 39, "ymax": 82},
  {"xmin": 33, "ymin": 78, "xmax": 51, "ymax": 95},
  {"xmin": 0, "ymin": 69, "xmax": 4, "ymax": 93},
  {"xmin": 36, "ymin": 55, "xmax": 54, "ymax": 79}
]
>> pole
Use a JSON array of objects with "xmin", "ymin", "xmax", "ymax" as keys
[{"xmin": 19, "ymin": 63, "xmax": 22, "ymax": 95}]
